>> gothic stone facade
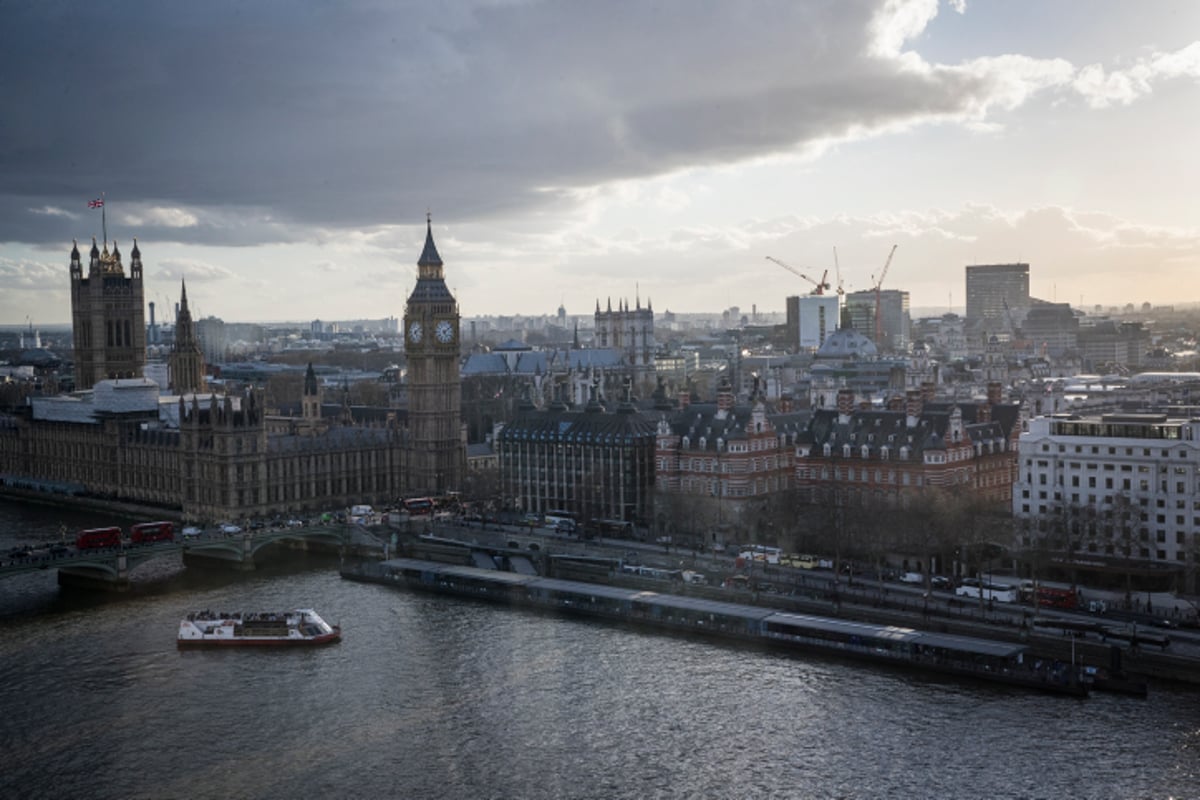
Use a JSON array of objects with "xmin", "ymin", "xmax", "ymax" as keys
[{"xmin": 70, "ymin": 238, "xmax": 147, "ymax": 390}]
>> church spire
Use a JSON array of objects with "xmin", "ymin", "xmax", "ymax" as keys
[{"xmin": 417, "ymin": 213, "xmax": 443, "ymax": 268}]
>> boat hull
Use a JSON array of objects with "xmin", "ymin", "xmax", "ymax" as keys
[{"xmin": 177, "ymin": 627, "xmax": 341, "ymax": 648}]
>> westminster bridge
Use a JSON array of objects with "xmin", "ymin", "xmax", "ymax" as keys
[{"xmin": 0, "ymin": 524, "xmax": 386, "ymax": 590}]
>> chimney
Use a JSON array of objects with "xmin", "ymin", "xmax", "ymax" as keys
[
  {"xmin": 987, "ymin": 381, "xmax": 1003, "ymax": 406},
  {"xmin": 680, "ymin": 390, "xmax": 692, "ymax": 411},
  {"xmin": 837, "ymin": 389, "xmax": 854, "ymax": 422},
  {"xmin": 977, "ymin": 401, "xmax": 991, "ymax": 424},
  {"xmin": 717, "ymin": 378, "xmax": 735, "ymax": 413},
  {"xmin": 906, "ymin": 390, "xmax": 923, "ymax": 427},
  {"xmin": 887, "ymin": 394, "xmax": 904, "ymax": 412},
  {"xmin": 778, "ymin": 393, "xmax": 793, "ymax": 414},
  {"xmin": 921, "ymin": 381, "xmax": 936, "ymax": 402}
]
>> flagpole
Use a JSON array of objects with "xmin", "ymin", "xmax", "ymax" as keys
[{"xmin": 102, "ymin": 192, "xmax": 107, "ymax": 249}]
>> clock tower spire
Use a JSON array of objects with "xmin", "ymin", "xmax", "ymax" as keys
[{"xmin": 403, "ymin": 216, "xmax": 464, "ymax": 494}]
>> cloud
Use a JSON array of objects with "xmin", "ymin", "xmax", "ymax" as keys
[
  {"xmin": 0, "ymin": 257, "xmax": 60, "ymax": 290},
  {"xmin": 29, "ymin": 206, "xmax": 78, "ymax": 219},
  {"xmin": 122, "ymin": 207, "xmax": 199, "ymax": 229},
  {"xmin": 0, "ymin": 0, "xmax": 1176, "ymax": 254},
  {"xmin": 1073, "ymin": 41, "xmax": 1200, "ymax": 108},
  {"xmin": 154, "ymin": 259, "xmax": 236, "ymax": 283},
  {"xmin": 0, "ymin": 1, "xmax": 1195, "ymax": 326}
]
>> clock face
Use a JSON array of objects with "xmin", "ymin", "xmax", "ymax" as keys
[
  {"xmin": 408, "ymin": 321, "xmax": 423, "ymax": 343},
  {"xmin": 435, "ymin": 320, "xmax": 455, "ymax": 344}
]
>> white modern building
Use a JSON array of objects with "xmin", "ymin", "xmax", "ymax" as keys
[
  {"xmin": 1014, "ymin": 413, "xmax": 1200, "ymax": 590},
  {"xmin": 797, "ymin": 294, "xmax": 840, "ymax": 351}
]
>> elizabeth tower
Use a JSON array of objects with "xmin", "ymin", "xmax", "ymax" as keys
[{"xmin": 403, "ymin": 217, "xmax": 464, "ymax": 494}]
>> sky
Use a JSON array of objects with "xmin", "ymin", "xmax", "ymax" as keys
[{"xmin": 1, "ymin": 0, "xmax": 1198, "ymax": 326}]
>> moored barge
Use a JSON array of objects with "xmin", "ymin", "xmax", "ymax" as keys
[{"xmin": 343, "ymin": 559, "xmax": 1087, "ymax": 696}]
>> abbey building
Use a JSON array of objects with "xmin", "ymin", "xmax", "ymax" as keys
[{"xmin": 0, "ymin": 223, "xmax": 465, "ymax": 521}]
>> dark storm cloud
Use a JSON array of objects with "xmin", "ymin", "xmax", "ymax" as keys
[{"xmin": 1, "ymin": 0, "xmax": 989, "ymax": 247}]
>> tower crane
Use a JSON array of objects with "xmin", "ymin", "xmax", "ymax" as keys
[
  {"xmin": 765, "ymin": 256, "xmax": 831, "ymax": 295},
  {"xmin": 833, "ymin": 247, "xmax": 844, "ymax": 295},
  {"xmin": 870, "ymin": 244, "xmax": 898, "ymax": 348}
]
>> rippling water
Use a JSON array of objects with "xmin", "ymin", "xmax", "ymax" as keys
[{"xmin": 1, "ymin": 497, "xmax": 1198, "ymax": 799}]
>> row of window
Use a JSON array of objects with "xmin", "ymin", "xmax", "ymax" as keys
[
  {"xmin": 1038, "ymin": 441, "xmax": 1192, "ymax": 457},
  {"xmin": 1029, "ymin": 459, "xmax": 1193, "ymax": 474}
]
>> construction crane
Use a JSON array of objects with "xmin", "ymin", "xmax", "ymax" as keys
[
  {"xmin": 765, "ymin": 256, "xmax": 831, "ymax": 295},
  {"xmin": 832, "ymin": 247, "xmax": 845, "ymax": 295},
  {"xmin": 870, "ymin": 244, "xmax": 898, "ymax": 348}
]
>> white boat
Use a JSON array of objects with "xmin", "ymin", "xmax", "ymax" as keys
[{"xmin": 177, "ymin": 609, "xmax": 341, "ymax": 647}]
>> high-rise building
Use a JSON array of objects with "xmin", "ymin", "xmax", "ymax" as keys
[
  {"xmin": 168, "ymin": 279, "xmax": 207, "ymax": 394},
  {"xmin": 965, "ymin": 263, "xmax": 1029, "ymax": 333},
  {"xmin": 195, "ymin": 317, "xmax": 227, "ymax": 365},
  {"xmin": 1021, "ymin": 302, "xmax": 1078, "ymax": 358},
  {"xmin": 69, "ymin": 238, "xmax": 146, "ymax": 390},
  {"xmin": 796, "ymin": 294, "xmax": 840, "ymax": 351},
  {"xmin": 844, "ymin": 289, "xmax": 910, "ymax": 352},
  {"xmin": 785, "ymin": 295, "xmax": 800, "ymax": 351},
  {"xmin": 403, "ymin": 217, "xmax": 465, "ymax": 495}
]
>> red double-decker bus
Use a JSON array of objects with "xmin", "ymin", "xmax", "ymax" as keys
[
  {"xmin": 402, "ymin": 497, "xmax": 434, "ymax": 516},
  {"xmin": 1026, "ymin": 585, "xmax": 1079, "ymax": 610},
  {"xmin": 76, "ymin": 527, "xmax": 123, "ymax": 549},
  {"xmin": 130, "ymin": 521, "xmax": 175, "ymax": 544}
]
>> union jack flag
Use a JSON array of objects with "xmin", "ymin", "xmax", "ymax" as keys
[{"xmin": 88, "ymin": 198, "xmax": 104, "ymax": 208}]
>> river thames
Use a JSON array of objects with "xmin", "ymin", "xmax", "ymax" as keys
[{"xmin": 0, "ymin": 498, "xmax": 1197, "ymax": 799}]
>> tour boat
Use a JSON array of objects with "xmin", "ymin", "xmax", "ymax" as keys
[{"xmin": 177, "ymin": 609, "xmax": 341, "ymax": 647}]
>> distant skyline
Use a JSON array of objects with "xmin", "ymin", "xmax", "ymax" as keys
[{"xmin": 2, "ymin": 1, "xmax": 1198, "ymax": 325}]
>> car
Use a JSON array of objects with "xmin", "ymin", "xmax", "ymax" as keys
[
  {"xmin": 898, "ymin": 572, "xmax": 923, "ymax": 584},
  {"xmin": 286, "ymin": 519, "xmax": 304, "ymax": 528},
  {"xmin": 181, "ymin": 526, "xmax": 203, "ymax": 538},
  {"xmin": 249, "ymin": 520, "xmax": 266, "ymax": 530},
  {"xmin": 49, "ymin": 544, "xmax": 70, "ymax": 555},
  {"xmin": 930, "ymin": 576, "xmax": 952, "ymax": 590},
  {"xmin": 219, "ymin": 523, "xmax": 242, "ymax": 534}
]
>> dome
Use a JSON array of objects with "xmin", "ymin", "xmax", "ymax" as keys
[{"xmin": 816, "ymin": 328, "xmax": 878, "ymax": 359}]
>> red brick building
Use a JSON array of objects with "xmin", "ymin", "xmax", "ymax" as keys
[
  {"xmin": 794, "ymin": 382, "xmax": 1019, "ymax": 509},
  {"xmin": 655, "ymin": 377, "xmax": 807, "ymax": 541}
]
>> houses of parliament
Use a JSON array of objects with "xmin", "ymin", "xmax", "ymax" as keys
[{"xmin": 0, "ymin": 222, "xmax": 465, "ymax": 522}]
